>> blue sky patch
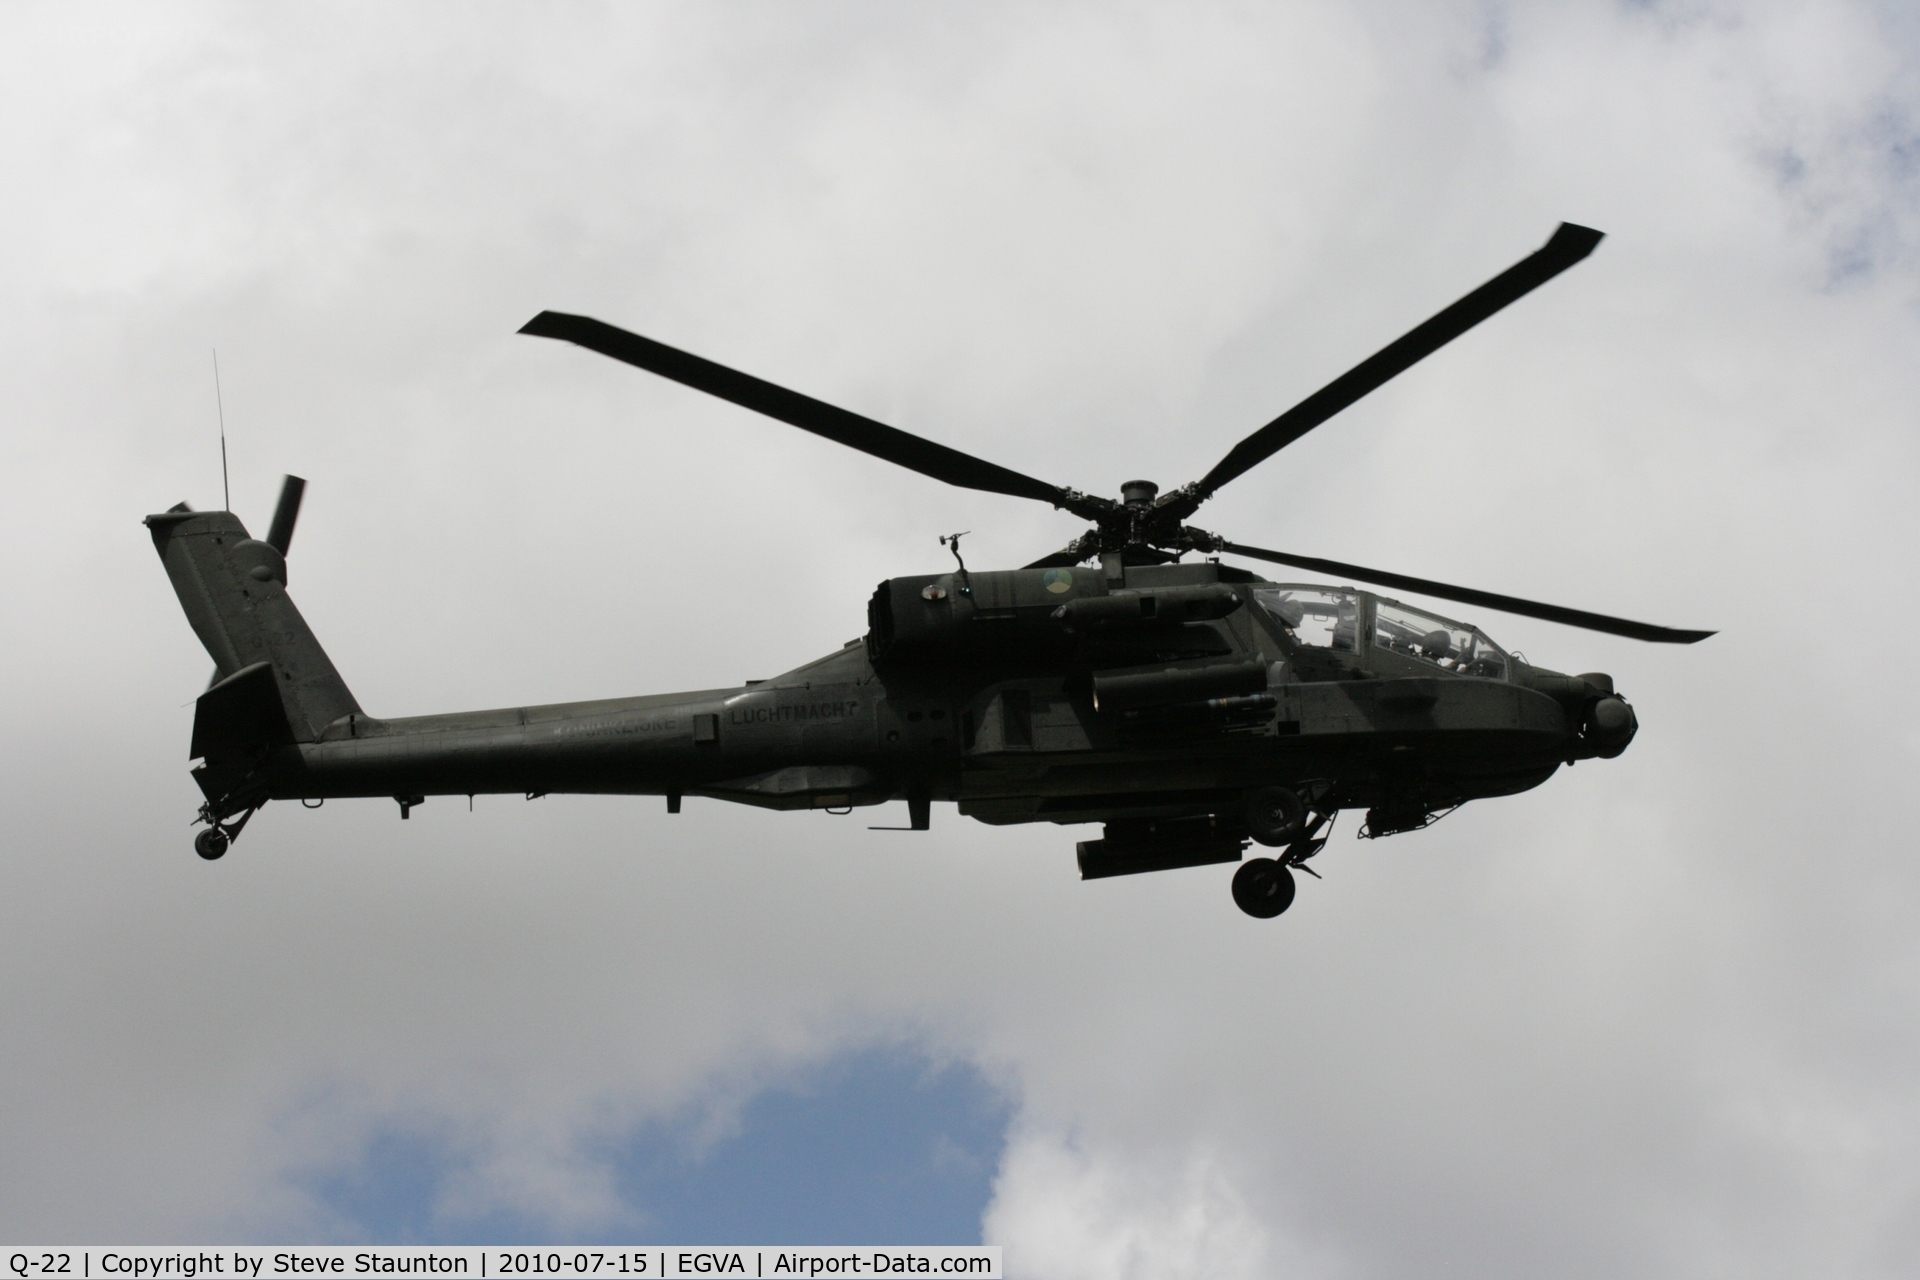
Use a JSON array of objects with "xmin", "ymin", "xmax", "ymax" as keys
[{"xmin": 302, "ymin": 1047, "xmax": 1012, "ymax": 1245}]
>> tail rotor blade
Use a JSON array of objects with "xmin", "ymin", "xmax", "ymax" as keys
[
  {"xmin": 1218, "ymin": 540, "xmax": 1713, "ymax": 644},
  {"xmin": 266, "ymin": 474, "xmax": 306, "ymax": 556}
]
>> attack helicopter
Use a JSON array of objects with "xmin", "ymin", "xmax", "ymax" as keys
[{"xmin": 149, "ymin": 221, "xmax": 1710, "ymax": 918}]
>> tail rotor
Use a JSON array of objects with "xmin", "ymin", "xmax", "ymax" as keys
[{"xmin": 265, "ymin": 474, "xmax": 306, "ymax": 558}]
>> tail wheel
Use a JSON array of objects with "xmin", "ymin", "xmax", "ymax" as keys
[
  {"xmin": 194, "ymin": 828, "xmax": 230, "ymax": 861},
  {"xmin": 1232, "ymin": 857, "xmax": 1296, "ymax": 918},
  {"xmin": 1245, "ymin": 786, "xmax": 1307, "ymax": 847}
]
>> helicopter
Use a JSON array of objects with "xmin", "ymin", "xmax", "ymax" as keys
[{"xmin": 148, "ymin": 221, "xmax": 1710, "ymax": 918}]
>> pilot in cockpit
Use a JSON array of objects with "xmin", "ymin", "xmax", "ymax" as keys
[
  {"xmin": 1418, "ymin": 628, "xmax": 1454, "ymax": 665},
  {"xmin": 1255, "ymin": 589, "xmax": 1362, "ymax": 657}
]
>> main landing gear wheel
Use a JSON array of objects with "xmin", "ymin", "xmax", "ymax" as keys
[
  {"xmin": 1232, "ymin": 857, "xmax": 1296, "ymax": 918},
  {"xmin": 194, "ymin": 828, "xmax": 230, "ymax": 861},
  {"xmin": 1245, "ymin": 786, "xmax": 1307, "ymax": 847}
]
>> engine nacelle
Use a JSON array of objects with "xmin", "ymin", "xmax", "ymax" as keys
[
  {"xmin": 866, "ymin": 566, "xmax": 1108, "ymax": 668},
  {"xmin": 1091, "ymin": 657, "xmax": 1268, "ymax": 712},
  {"xmin": 1051, "ymin": 583, "xmax": 1243, "ymax": 631}
]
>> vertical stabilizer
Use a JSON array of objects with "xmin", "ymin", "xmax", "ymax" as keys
[{"xmin": 146, "ymin": 509, "xmax": 360, "ymax": 742}]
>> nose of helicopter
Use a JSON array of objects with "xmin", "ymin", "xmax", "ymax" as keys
[{"xmin": 1586, "ymin": 694, "xmax": 1638, "ymax": 757}]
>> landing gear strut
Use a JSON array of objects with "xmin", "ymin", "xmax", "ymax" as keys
[
  {"xmin": 193, "ymin": 801, "xmax": 257, "ymax": 861},
  {"xmin": 1232, "ymin": 797, "xmax": 1337, "ymax": 917}
]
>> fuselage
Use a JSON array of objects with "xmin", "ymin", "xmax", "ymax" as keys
[{"xmin": 238, "ymin": 560, "xmax": 1621, "ymax": 832}]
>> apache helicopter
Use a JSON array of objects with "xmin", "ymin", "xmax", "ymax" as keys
[{"xmin": 149, "ymin": 222, "xmax": 1710, "ymax": 918}]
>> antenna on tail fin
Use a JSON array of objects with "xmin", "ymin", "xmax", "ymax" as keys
[{"xmin": 213, "ymin": 348, "xmax": 230, "ymax": 512}]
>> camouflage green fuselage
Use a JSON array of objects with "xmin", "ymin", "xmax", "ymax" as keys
[{"xmin": 225, "ymin": 561, "xmax": 1608, "ymax": 830}]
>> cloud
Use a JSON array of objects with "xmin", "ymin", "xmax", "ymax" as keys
[
  {"xmin": 984, "ymin": 1133, "xmax": 1297, "ymax": 1279},
  {"xmin": 2, "ymin": 0, "xmax": 1919, "ymax": 1275}
]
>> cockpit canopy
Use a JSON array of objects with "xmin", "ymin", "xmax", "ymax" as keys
[{"xmin": 1251, "ymin": 586, "xmax": 1509, "ymax": 680}]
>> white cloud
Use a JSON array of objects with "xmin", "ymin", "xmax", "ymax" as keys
[
  {"xmin": 2, "ymin": 0, "xmax": 1919, "ymax": 1274},
  {"xmin": 984, "ymin": 1133, "xmax": 1298, "ymax": 1279}
]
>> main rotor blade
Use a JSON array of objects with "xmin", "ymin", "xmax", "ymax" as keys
[
  {"xmin": 1217, "ymin": 540, "xmax": 1713, "ymax": 643},
  {"xmin": 1190, "ymin": 223, "xmax": 1604, "ymax": 501},
  {"xmin": 265, "ymin": 474, "xmax": 306, "ymax": 556},
  {"xmin": 521, "ymin": 311, "xmax": 1097, "ymax": 513}
]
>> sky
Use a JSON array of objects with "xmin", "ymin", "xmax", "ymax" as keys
[{"xmin": 2, "ymin": 0, "xmax": 1919, "ymax": 1275}]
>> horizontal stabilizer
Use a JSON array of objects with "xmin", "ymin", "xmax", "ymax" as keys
[{"xmin": 192, "ymin": 661, "xmax": 296, "ymax": 760}]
